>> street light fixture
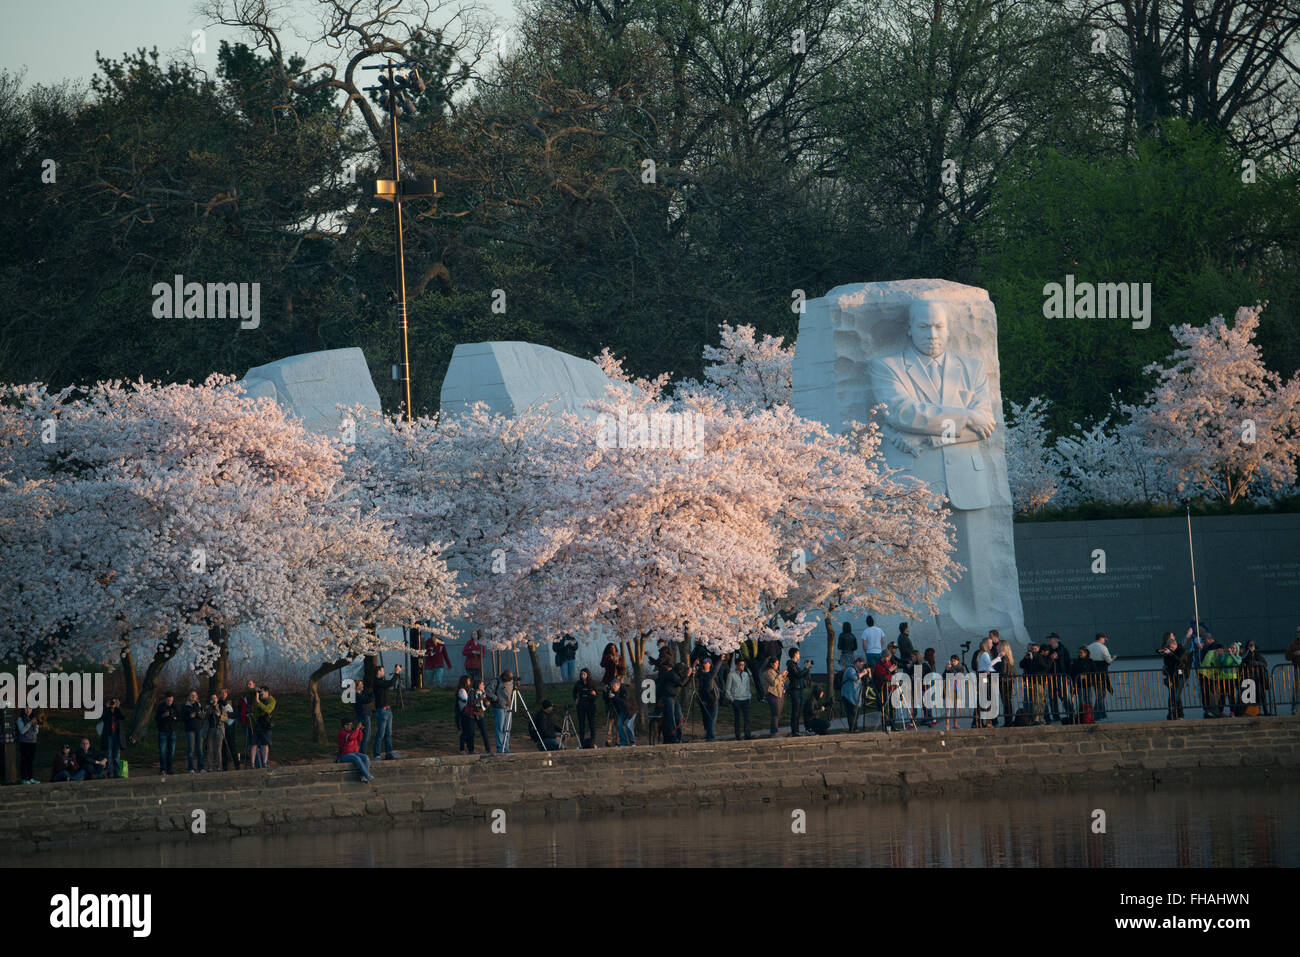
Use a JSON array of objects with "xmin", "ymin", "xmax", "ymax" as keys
[{"xmin": 362, "ymin": 58, "xmax": 437, "ymax": 423}]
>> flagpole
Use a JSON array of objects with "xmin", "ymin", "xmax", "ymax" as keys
[{"xmin": 1186, "ymin": 504, "xmax": 1201, "ymax": 639}]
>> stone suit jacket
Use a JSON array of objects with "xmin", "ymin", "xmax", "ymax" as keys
[{"xmin": 867, "ymin": 347, "xmax": 993, "ymax": 511}]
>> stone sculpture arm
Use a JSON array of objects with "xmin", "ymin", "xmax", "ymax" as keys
[{"xmin": 867, "ymin": 355, "xmax": 993, "ymax": 444}]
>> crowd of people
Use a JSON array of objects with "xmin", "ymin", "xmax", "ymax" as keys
[{"xmin": 13, "ymin": 624, "xmax": 1297, "ymax": 784}]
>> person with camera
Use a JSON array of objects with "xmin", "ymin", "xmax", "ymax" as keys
[
  {"xmin": 573, "ymin": 667, "xmax": 600, "ymax": 748},
  {"xmin": 99, "ymin": 697, "xmax": 125, "ymax": 777},
  {"xmin": 1156, "ymin": 632, "xmax": 1189, "ymax": 719},
  {"xmin": 697, "ymin": 657, "xmax": 721, "ymax": 741},
  {"xmin": 337, "ymin": 717, "xmax": 373, "ymax": 782},
  {"xmin": 202, "ymin": 693, "xmax": 228, "ymax": 771},
  {"xmin": 16, "ymin": 706, "xmax": 40, "ymax": 784},
  {"xmin": 725, "ymin": 657, "xmax": 755, "ymax": 740},
  {"xmin": 600, "ymin": 643, "xmax": 626, "ymax": 745},
  {"xmin": 1040, "ymin": 634, "xmax": 1070, "ymax": 722},
  {"xmin": 872, "ymin": 653, "xmax": 901, "ymax": 730},
  {"xmin": 661, "ymin": 661, "xmax": 692, "ymax": 744},
  {"xmin": 760, "ymin": 656, "xmax": 786, "ymax": 738},
  {"xmin": 489, "ymin": 669, "xmax": 516, "ymax": 754},
  {"xmin": 803, "ymin": 686, "xmax": 831, "ymax": 735},
  {"xmin": 552, "ymin": 633, "xmax": 579, "ymax": 684},
  {"xmin": 181, "ymin": 689, "xmax": 205, "ymax": 773},
  {"xmin": 463, "ymin": 678, "xmax": 493, "ymax": 753},
  {"xmin": 251, "ymin": 686, "xmax": 276, "ymax": 768},
  {"xmin": 351, "ymin": 678, "xmax": 374, "ymax": 756},
  {"xmin": 604, "ymin": 677, "xmax": 635, "ymax": 746},
  {"xmin": 942, "ymin": 654, "xmax": 967, "ymax": 730},
  {"xmin": 1240, "ymin": 640, "xmax": 1271, "ymax": 716},
  {"xmin": 155, "ymin": 692, "xmax": 180, "ymax": 776},
  {"xmin": 50, "ymin": 742, "xmax": 85, "ymax": 782},
  {"xmin": 786, "ymin": 647, "xmax": 812, "ymax": 736},
  {"xmin": 370, "ymin": 664, "xmax": 402, "ymax": 760},
  {"xmin": 531, "ymin": 699, "xmax": 564, "ymax": 751},
  {"xmin": 840, "ymin": 657, "xmax": 868, "ymax": 732}
]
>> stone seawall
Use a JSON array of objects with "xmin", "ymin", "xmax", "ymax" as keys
[{"xmin": 4, "ymin": 717, "xmax": 1298, "ymax": 854}]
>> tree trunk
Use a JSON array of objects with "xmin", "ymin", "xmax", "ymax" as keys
[
  {"xmin": 526, "ymin": 642, "xmax": 546, "ymax": 706},
  {"xmin": 629, "ymin": 636, "xmax": 647, "ymax": 730},
  {"xmin": 126, "ymin": 630, "xmax": 183, "ymax": 743},
  {"xmin": 308, "ymin": 657, "xmax": 352, "ymax": 744},
  {"xmin": 824, "ymin": 609, "xmax": 836, "ymax": 690},
  {"xmin": 119, "ymin": 637, "xmax": 139, "ymax": 709},
  {"xmin": 207, "ymin": 624, "xmax": 229, "ymax": 697},
  {"xmin": 407, "ymin": 626, "xmax": 423, "ymax": 689},
  {"xmin": 363, "ymin": 654, "xmax": 377, "ymax": 689}
]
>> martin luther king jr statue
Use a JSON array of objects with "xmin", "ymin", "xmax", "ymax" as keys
[{"xmin": 791, "ymin": 279, "xmax": 1028, "ymax": 650}]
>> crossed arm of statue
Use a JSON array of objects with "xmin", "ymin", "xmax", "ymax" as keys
[{"xmin": 867, "ymin": 357, "xmax": 995, "ymax": 447}]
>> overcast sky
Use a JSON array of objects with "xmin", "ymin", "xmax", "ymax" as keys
[{"xmin": 0, "ymin": 0, "xmax": 520, "ymax": 89}]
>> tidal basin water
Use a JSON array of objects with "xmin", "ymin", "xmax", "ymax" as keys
[{"xmin": 14, "ymin": 782, "xmax": 1297, "ymax": 867}]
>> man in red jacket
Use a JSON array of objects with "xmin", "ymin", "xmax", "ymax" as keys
[
  {"xmin": 463, "ymin": 630, "xmax": 485, "ymax": 684},
  {"xmin": 424, "ymin": 634, "xmax": 451, "ymax": 687}
]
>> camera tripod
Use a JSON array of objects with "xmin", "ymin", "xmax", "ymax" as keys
[
  {"xmin": 501, "ymin": 687, "xmax": 543, "ymax": 753},
  {"xmin": 559, "ymin": 708, "xmax": 581, "ymax": 749}
]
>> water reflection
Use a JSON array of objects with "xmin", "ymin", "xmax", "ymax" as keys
[{"xmin": 12, "ymin": 783, "xmax": 1297, "ymax": 868}]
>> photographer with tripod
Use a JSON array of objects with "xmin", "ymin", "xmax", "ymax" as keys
[{"xmin": 489, "ymin": 669, "xmax": 516, "ymax": 754}]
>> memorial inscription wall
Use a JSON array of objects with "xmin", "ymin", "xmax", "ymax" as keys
[{"xmin": 1013, "ymin": 513, "xmax": 1300, "ymax": 657}]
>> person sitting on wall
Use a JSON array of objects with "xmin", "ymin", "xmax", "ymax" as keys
[
  {"xmin": 50, "ymin": 743, "xmax": 85, "ymax": 782},
  {"xmin": 74, "ymin": 737, "xmax": 108, "ymax": 780},
  {"xmin": 337, "ymin": 718, "xmax": 373, "ymax": 782}
]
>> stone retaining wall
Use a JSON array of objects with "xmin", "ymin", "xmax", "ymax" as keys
[{"xmin": 4, "ymin": 717, "xmax": 1298, "ymax": 854}]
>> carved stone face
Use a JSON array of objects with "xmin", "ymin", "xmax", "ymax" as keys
[{"xmin": 908, "ymin": 302, "xmax": 950, "ymax": 357}]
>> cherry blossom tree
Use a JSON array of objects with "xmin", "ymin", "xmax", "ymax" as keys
[
  {"xmin": 677, "ymin": 323, "xmax": 795, "ymax": 411},
  {"xmin": 1127, "ymin": 305, "xmax": 1300, "ymax": 504},
  {"xmin": 0, "ymin": 377, "xmax": 463, "ymax": 740},
  {"xmin": 1003, "ymin": 397, "xmax": 1060, "ymax": 514},
  {"xmin": 773, "ymin": 419, "xmax": 958, "ymax": 690}
]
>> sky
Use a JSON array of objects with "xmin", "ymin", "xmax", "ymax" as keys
[{"xmin": 0, "ymin": 0, "xmax": 520, "ymax": 89}]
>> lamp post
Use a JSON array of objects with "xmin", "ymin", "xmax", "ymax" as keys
[{"xmin": 362, "ymin": 58, "xmax": 436, "ymax": 423}]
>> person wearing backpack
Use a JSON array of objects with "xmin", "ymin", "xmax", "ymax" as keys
[
  {"xmin": 841, "ymin": 658, "xmax": 867, "ymax": 732},
  {"xmin": 468, "ymin": 679, "xmax": 493, "ymax": 753}
]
